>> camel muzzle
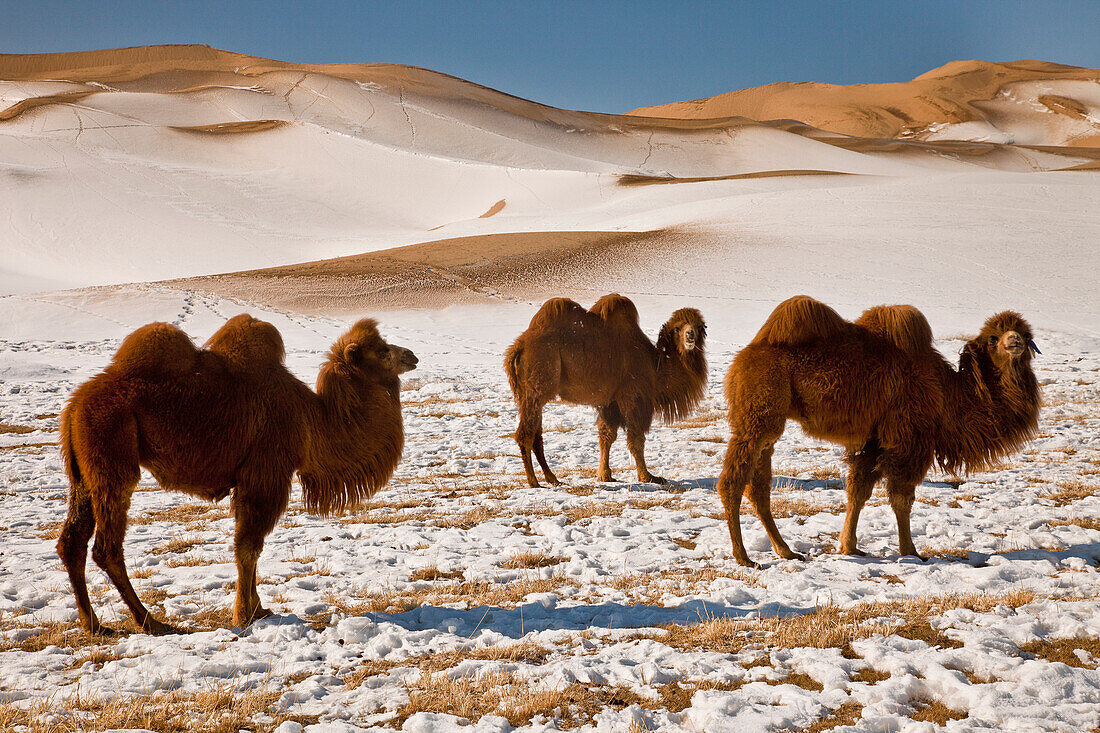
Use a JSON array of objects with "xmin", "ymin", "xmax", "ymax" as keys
[
  {"xmin": 1002, "ymin": 331, "xmax": 1026, "ymax": 356},
  {"xmin": 392, "ymin": 346, "xmax": 419, "ymax": 374}
]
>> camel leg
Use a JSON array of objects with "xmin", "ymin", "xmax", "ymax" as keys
[
  {"xmin": 231, "ymin": 483, "xmax": 287, "ymax": 627},
  {"xmin": 839, "ymin": 440, "xmax": 882, "ymax": 556},
  {"xmin": 747, "ymin": 445, "xmax": 803, "ymax": 561},
  {"xmin": 91, "ymin": 482, "xmax": 180, "ymax": 636},
  {"xmin": 596, "ymin": 404, "xmax": 622, "ymax": 483},
  {"xmin": 624, "ymin": 401, "xmax": 662, "ymax": 484},
  {"xmin": 57, "ymin": 482, "xmax": 109, "ymax": 635},
  {"xmin": 883, "ymin": 455, "xmax": 929, "ymax": 560},
  {"xmin": 717, "ymin": 436, "xmax": 757, "ymax": 567},
  {"xmin": 532, "ymin": 430, "xmax": 560, "ymax": 487},
  {"xmin": 514, "ymin": 403, "xmax": 544, "ymax": 488}
]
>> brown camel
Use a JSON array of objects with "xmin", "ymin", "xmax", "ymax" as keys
[
  {"xmin": 718, "ymin": 296, "xmax": 1041, "ymax": 567},
  {"xmin": 57, "ymin": 314, "xmax": 417, "ymax": 635},
  {"xmin": 505, "ymin": 294, "xmax": 707, "ymax": 487}
]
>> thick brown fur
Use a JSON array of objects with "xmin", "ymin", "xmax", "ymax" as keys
[
  {"xmin": 57, "ymin": 314, "xmax": 417, "ymax": 635},
  {"xmin": 718, "ymin": 296, "xmax": 1040, "ymax": 567},
  {"xmin": 504, "ymin": 294, "xmax": 707, "ymax": 487}
]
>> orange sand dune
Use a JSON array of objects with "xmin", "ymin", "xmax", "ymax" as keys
[{"xmin": 630, "ymin": 60, "xmax": 1100, "ymax": 143}]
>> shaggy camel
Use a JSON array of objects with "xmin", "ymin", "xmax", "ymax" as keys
[
  {"xmin": 505, "ymin": 294, "xmax": 707, "ymax": 487},
  {"xmin": 57, "ymin": 315, "xmax": 417, "ymax": 635},
  {"xmin": 718, "ymin": 296, "xmax": 1041, "ymax": 567}
]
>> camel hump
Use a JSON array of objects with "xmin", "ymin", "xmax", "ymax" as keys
[
  {"xmin": 527, "ymin": 297, "xmax": 587, "ymax": 330},
  {"xmin": 203, "ymin": 314, "xmax": 286, "ymax": 365},
  {"xmin": 111, "ymin": 322, "xmax": 198, "ymax": 375},
  {"xmin": 589, "ymin": 293, "xmax": 640, "ymax": 329},
  {"xmin": 750, "ymin": 296, "xmax": 848, "ymax": 346},
  {"xmin": 856, "ymin": 305, "xmax": 934, "ymax": 353}
]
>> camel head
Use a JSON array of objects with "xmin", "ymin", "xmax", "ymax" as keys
[
  {"xmin": 966, "ymin": 311, "xmax": 1038, "ymax": 375},
  {"xmin": 330, "ymin": 319, "xmax": 418, "ymax": 380},
  {"xmin": 660, "ymin": 308, "xmax": 707, "ymax": 356}
]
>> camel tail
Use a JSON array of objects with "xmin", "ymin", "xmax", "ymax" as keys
[
  {"xmin": 750, "ymin": 295, "xmax": 848, "ymax": 347},
  {"xmin": 504, "ymin": 341, "xmax": 523, "ymax": 397},
  {"xmin": 59, "ymin": 402, "xmax": 83, "ymax": 491}
]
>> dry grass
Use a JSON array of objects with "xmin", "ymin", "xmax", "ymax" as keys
[
  {"xmin": 653, "ymin": 590, "xmax": 1036, "ymax": 656},
  {"xmin": 133, "ymin": 503, "xmax": 230, "ymax": 525},
  {"xmin": 803, "ymin": 701, "xmax": 865, "ymax": 732},
  {"xmin": 910, "ymin": 699, "xmax": 968, "ymax": 724},
  {"xmin": 0, "ymin": 683, "xmax": 315, "ymax": 732},
  {"xmin": 150, "ymin": 534, "xmax": 206, "ymax": 555},
  {"xmin": 498, "ymin": 551, "xmax": 566, "ymax": 569},
  {"xmin": 163, "ymin": 553, "xmax": 231, "ymax": 568},
  {"xmin": 315, "ymin": 574, "xmax": 581, "ymax": 619},
  {"xmin": 0, "ymin": 620, "xmax": 123, "ymax": 653},
  {"xmin": 1048, "ymin": 479, "xmax": 1097, "ymax": 505},
  {"xmin": 344, "ymin": 641, "xmax": 552, "ymax": 689},
  {"xmin": 608, "ymin": 565, "xmax": 765, "ymax": 601},
  {"xmin": 409, "ymin": 565, "xmax": 465, "ymax": 582},
  {"xmin": 1019, "ymin": 636, "xmax": 1100, "ymax": 668},
  {"xmin": 390, "ymin": 670, "xmax": 647, "ymax": 729},
  {"xmin": 851, "ymin": 667, "xmax": 891, "ymax": 684},
  {"xmin": 0, "ymin": 422, "xmax": 35, "ymax": 434},
  {"xmin": 1048, "ymin": 517, "xmax": 1100, "ymax": 531}
]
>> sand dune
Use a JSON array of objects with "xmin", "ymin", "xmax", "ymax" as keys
[
  {"xmin": 630, "ymin": 60, "xmax": 1100, "ymax": 147},
  {"xmin": 1, "ymin": 45, "xmax": 1097, "ymax": 295}
]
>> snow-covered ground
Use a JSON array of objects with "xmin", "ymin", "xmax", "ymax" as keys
[{"xmin": 1, "ymin": 285, "xmax": 1097, "ymax": 732}]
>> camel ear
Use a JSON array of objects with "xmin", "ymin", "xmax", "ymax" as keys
[{"xmin": 344, "ymin": 343, "xmax": 361, "ymax": 364}]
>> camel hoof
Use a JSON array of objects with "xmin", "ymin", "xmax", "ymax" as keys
[
  {"xmin": 642, "ymin": 475, "xmax": 667, "ymax": 485},
  {"xmin": 89, "ymin": 623, "xmax": 118, "ymax": 637},
  {"xmin": 842, "ymin": 547, "xmax": 868, "ymax": 557},
  {"xmin": 143, "ymin": 619, "xmax": 184, "ymax": 636},
  {"xmin": 780, "ymin": 552, "xmax": 806, "ymax": 562},
  {"xmin": 236, "ymin": 606, "xmax": 273, "ymax": 627},
  {"xmin": 546, "ymin": 477, "xmax": 563, "ymax": 487},
  {"xmin": 734, "ymin": 557, "xmax": 760, "ymax": 570}
]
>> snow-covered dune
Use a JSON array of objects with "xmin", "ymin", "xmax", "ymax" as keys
[{"xmin": 1, "ymin": 47, "xmax": 1096, "ymax": 294}]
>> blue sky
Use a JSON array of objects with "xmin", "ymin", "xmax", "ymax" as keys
[{"xmin": 3, "ymin": 1, "xmax": 1098, "ymax": 113}]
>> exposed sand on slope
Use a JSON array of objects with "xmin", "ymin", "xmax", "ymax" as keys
[
  {"xmin": 170, "ymin": 230, "xmax": 676, "ymax": 312},
  {"xmin": 630, "ymin": 60, "xmax": 1100, "ymax": 146}
]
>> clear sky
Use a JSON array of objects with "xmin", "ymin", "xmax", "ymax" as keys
[{"xmin": 3, "ymin": 0, "xmax": 1098, "ymax": 113}]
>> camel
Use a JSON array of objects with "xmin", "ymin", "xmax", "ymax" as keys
[
  {"xmin": 718, "ymin": 296, "xmax": 1041, "ymax": 567},
  {"xmin": 505, "ymin": 294, "xmax": 707, "ymax": 487},
  {"xmin": 57, "ymin": 314, "xmax": 417, "ymax": 635}
]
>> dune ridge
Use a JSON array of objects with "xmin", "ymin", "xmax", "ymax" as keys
[{"xmin": 629, "ymin": 59, "xmax": 1100, "ymax": 146}]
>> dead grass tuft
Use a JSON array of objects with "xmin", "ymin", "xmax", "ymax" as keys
[
  {"xmin": 391, "ymin": 670, "xmax": 646, "ymax": 729},
  {"xmin": 803, "ymin": 701, "xmax": 865, "ymax": 732},
  {"xmin": 910, "ymin": 699, "xmax": 968, "ymax": 724},
  {"xmin": 498, "ymin": 551, "xmax": 566, "ymax": 569},
  {"xmin": 1019, "ymin": 636, "xmax": 1100, "ymax": 668},
  {"xmin": 0, "ymin": 683, "xmax": 316, "ymax": 732},
  {"xmin": 0, "ymin": 423, "xmax": 35, "ymax": 434},
  {"xmin": 150, "ymin": 534, "xmax": 206, "ymax": 555},
  {"xmin": 654, "ymin": 590, "xmax": 1035, "ymax": 656},
  {"xmin": 851, "ymin": 667, "xmax": 891, "ymax": 684},
  {"xmin": 1048, "ymin": 517, "xmax": 1100, "ymax": 531},
  {"xmin": 409, "ymin": 565, "xmax": 465, "ymax": 582},
  {"xmin": 1049, "ymin": 480, "xmax": 1096, "ymax": 505}
]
